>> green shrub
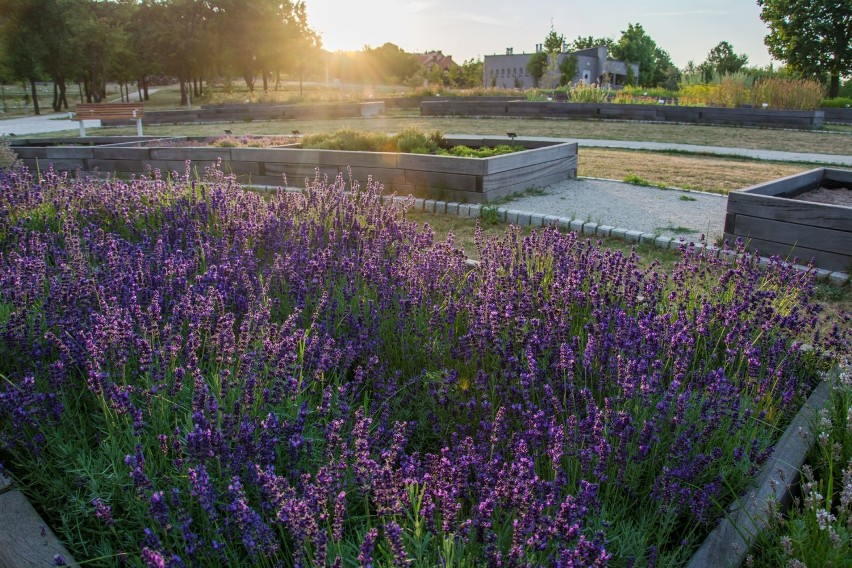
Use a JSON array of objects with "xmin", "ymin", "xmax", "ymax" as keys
[
  {"xmin": 396, "ymin": 128, "xmax": 441, "ymax": 154},
  {"xmin": 438, "ymin": 144, "xmax": 524, "ymax": 158},
  {"xmin": 300, "ymin": 129, "xmax": 394, "ymax": 152},
  {"xmin": 820, "ymin": 97, "xmax": 852, "ymax": 108},
  {"xmin": 300, "ymin": 128, "xmax": 522, "ymax": 157}
]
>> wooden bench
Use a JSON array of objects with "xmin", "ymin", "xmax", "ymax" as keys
[{"xmin": 74, "ymin": 103, "xmax": 144, "ymax": 137}]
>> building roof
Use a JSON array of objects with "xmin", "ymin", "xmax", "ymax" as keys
[{"xmin": 416, "ymin": 51, "xmax": 457, "ymax": 71}]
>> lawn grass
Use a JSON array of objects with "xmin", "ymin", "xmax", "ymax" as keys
[{"xmin": 579, "ymin": 148, "xmax": 810, "ymax": 193}]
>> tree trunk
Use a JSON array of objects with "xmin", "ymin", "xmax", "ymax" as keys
[
  {"xmin": 137, "ymin": 79, "xmax": 143, "ymax": 102},
  {"xmin": 53, "ymin": 82, "xmax": 60, "ymax": 112},
  {"xmin": 243, "ymin": 65, "xmax": 255, "ymax": 92},
  {"xmin": 829, "ymin": 74, "xmax": 840, "ymax": 99},
  {"xmin": 179, "ymin": 75, "xmax": 188, "ymax": 106},
  {"xmin": 78, "ymin": 81, "xmax": 83, "ymax": 103},
  {"xmin": 142, "ymin": 76, "xmax": 149, "ymax": 101},
  {"xmin": 262, "ymin": 70, "xmax": 269, "ymax": 92},
  {"xmin": 85, "ymin": 76, "xmax": 93, "ymax": 103},
  {"xmin": 59, "ymin": 81, "xmax": 68, "ymax": 110},
  {"xmin": 29, "ymin": 80, "xmax": 40, "ymax": 115}
]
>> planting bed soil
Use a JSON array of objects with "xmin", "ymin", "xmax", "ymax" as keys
[
  {"xmin": 790, "ymin": 185, "xmax": 852, "ymax": 207},
  {"xmin": 725, "ymin": 168, "xmax": 852, "ymax": 272}
]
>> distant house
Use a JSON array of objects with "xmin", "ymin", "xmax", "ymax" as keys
[
  {"xmin": 483, "ymin": 46, "xmax": 638, "ymax": 89},
  {"xmin": 416, "ymin": 51, "xmax": 457, "ymax": 73}
]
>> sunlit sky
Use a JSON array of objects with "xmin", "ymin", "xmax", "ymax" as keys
[{"xmin": 306, "ymin": 0, "xmax": 777, "ymax": 68}]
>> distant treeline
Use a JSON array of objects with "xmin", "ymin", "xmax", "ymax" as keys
[{"xmin": 0, "ymin": 0, "xmax": 482, "ymax": 115}]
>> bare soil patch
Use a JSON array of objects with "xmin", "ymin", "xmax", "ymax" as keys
[{"xmin": 791, "ymin": 186, "xmax": 852, "ymax": 207}]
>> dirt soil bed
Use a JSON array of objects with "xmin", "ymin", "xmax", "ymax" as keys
[{"xmin": 791, "ymin": 186, "xmax": 852, "ymax": 207}]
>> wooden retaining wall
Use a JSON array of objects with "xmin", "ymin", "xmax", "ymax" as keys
[
  {"xmin": 724, "ymin": 168, "xmax": 852, "ymax": 272},
  {"xmin": 422, "ymin": 100, "xmax": 826, "ymax": 129},
  {"xmin": 12, "ymin": 136, "xmax": 577, "ymax": 203},
  {"xmin": 138, "ymin": 101, "xmax": 385, "ymax": 125},
  {"xmin": 821, "ymin": 107, "xmax": 852, "ymax": 124}
]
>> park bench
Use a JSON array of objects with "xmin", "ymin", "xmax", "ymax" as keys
[{"xmin": 73, "ymin": 103, "xmax": 144, "ymax": 137}]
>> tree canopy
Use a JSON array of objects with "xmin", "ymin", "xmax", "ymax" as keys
[
  {"xmin": 702, "ymin": 41, "xmax": 749, "ymax": 79},
  {"xmin": 609, "ymin": 23, "xmax": 674, "ymax": 87},
  {"xmin": 526, "ymin": 52, "xmax": 548, "ymax": 88},
  {"xmin": 570, "ymin": 36, "xmax": 615, "ymax": 52},
  {"xmin": 0, "ymin": 0, "xmax": 326, "ymax": 108},
  {"xmin": 757, "ymin": 0, "xmax": 852, "ymax": 98}
]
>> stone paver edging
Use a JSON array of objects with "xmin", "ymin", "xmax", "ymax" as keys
[{"xmin": 392, "ymin": 195, "xmax": 849, "ymax": 284}]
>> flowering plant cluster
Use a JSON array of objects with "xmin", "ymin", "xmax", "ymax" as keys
[
  {"xmin": 750, "ymin": 362, "xmax": 852, "ymax": 567},
  {"xmin": 0, "ymin": 162, "xmax": 847, "ymax": 566}
]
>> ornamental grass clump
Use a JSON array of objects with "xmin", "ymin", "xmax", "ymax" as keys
[
  {"xmin": 751, "ymin": 77, "xmax": 825, "ymax": 111},
  {"xmin": 569, "ymin": 81, "xmax": 609, "ymax": 103},
  {"xmin": 0, "ymin": 162, "xmax": 847, "ymax": 566}
]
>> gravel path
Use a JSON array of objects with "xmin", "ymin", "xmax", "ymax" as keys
[{"xmin": 507, "ymin": 177, "xmax": 728, "ymax": 243}]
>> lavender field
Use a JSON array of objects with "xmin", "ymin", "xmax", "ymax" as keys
[{"xmin": 0, "ymin": 162, "xmax": 847, "ymax": 566}]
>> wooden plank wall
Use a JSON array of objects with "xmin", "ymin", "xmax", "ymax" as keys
[
  {"xmin": 725, "ymin": 170, "xmax": 852, "ymax": 271},
  {"xmin": 422, "ymin": 101, "xmax": 825, "ymax": 129},
  {"xmin": 14, "ymin": 140, "xmax": 578, "ymax": 204}
]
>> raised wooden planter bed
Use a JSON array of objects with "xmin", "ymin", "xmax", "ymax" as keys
[
  {"xmin": 12, "ymin": 135, "xmax": 578, "ymax": 203},
  {"xmin": 422, "ymin": 100, "xmax": 826, "ymax": 129},
  {"xmin": 141, "ymin": 101, "xmax": 385, "ymax": 125},
  {"xmin": 724, "ymin": 168, "xmax": 852, "ymax": 272}
]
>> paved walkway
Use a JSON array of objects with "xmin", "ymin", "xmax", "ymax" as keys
[
  {"xmin": 0, "ymin": 87, "xmax": 170, "ymax": 136},
  {"xmin": 0, "ymin": 112, "xmax": 99, "ymax": 136}
]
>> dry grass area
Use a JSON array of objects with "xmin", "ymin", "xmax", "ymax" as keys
[
  {"xmin": 579, "ymin": 148, "xmax": 811, "ymax": 193},
  {"xmin": 91, "ymin": 112, "xmax": 852, "ymax": 156}
]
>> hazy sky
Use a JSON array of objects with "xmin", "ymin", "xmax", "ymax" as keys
[{"xmin": 305, "ymin": 0, "xmax": 776, "ymax": 69}]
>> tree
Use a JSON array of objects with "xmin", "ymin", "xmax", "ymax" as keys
[
  {"xmin": 0, "ymin": 0, "xmax": 46, "ymax": 114},
  {"xmin": 559, "ymin": 55, "xmax": 578, "ymax": 86},
  {"xmin": 526, "ymin": 52, "xmax": 547, "ymax": 87},
  {"xmin": 540, "ymin": 24, "xmax": 565, "ymax": 88},
  {"xmin": 363, "ymin": 43, "xmax": 419, "ymax": 85},
  {"xmin": 543, "ymin": 26, "xmax": 565, "ymax": 53},
  {"xmin": 610, "ymin": 23, "xmax": 672, "ymax": 87},
  {"xmin": 703, "ymin": 41, "xmax": 749, "ymax": 78},
  {"xmin": 757, "ymin": 0, "xmax": 852, "ymax": 98},
  {"xmin": 652, "ymin": 47, "xmax": 677, "ymax": 87},
  {"xmin": 453, "ymin": 58, "xmax": 483, "ymax": 89},
  {"xmin": 281, "ymin": 1, "xmax": 322, "ymax": 97},
  {"xmin": 570, "ymin": 36, "xmax": 614, "ymax": 52}
]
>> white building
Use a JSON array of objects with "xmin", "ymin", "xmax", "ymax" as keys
[{"xmin": 483, "ymin": 46, "xmax": 638, "ymax": 89}]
